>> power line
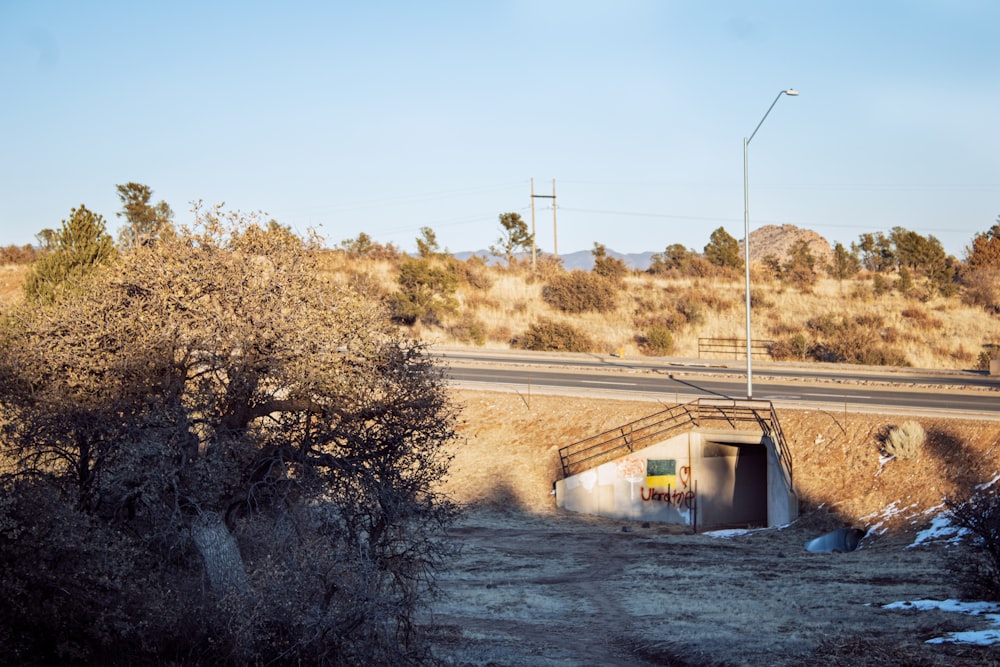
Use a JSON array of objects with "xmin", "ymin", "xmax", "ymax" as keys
[
  {"xmin": 280, "ymin": 181, "xmax": 527, "ymax": 218},
  {"xmin": 559, "ymin": 206, "xmax": 734, "ymax": 223},
  {"xmin": 557, "ymin": 178, "xmax": 999, "ymax": 190}
]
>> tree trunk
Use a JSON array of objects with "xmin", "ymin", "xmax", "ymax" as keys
[{"xmin": 191, "ymin": 511, "xmax": 248, "ymax": 596}]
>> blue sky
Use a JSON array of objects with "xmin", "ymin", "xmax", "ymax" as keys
[{"xmin": 2, "ymin": 1, "xmax": 997, "ymax": 258}]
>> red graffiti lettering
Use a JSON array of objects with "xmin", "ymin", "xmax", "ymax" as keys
[{"xmin": 640, "ymin": 486, "xmax": 696, "ymax": 509}]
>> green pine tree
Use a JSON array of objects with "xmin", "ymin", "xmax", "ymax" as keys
[{"xmin": 24, "ymin": 205, "xmax": 117, "ymax": 303}]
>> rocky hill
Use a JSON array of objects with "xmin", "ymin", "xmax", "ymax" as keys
[{"xmin": 741, "ymin": 223, "xmax": 835, "ymax": 266}]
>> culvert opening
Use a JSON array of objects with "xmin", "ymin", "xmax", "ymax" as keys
[{"xmin": 699, "ymin": 441, "xmax": 769, "ymax": 529}]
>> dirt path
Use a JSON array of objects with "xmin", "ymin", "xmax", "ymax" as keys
[{"xmin": 423, "ymin": 507, "xmax": 998, "ymax": 666}]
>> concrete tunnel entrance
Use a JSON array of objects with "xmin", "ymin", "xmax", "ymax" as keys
[
  {"xmin": 699, "ymin": 440, "xmax": 768, "ymax": 528},
  {"xmin": 555, "ymin": 427, "xmax": 797, "ymax": 530}
]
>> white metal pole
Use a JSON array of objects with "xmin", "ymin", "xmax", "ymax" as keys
[
  {"xmin": 744, "ymin": 136, "xmax": 753, "ymax": 399},
  {"xmin": 742, "ymin": 88, "xmax": 798, "ymax": 400}
]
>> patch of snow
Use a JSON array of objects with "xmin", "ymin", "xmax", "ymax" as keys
[
  {"xmin": 703, "ymin": 529, "xmax": 750, "ymax": 538},
  {"xmin": 704, "ymin": 524, "xmax": 786, "ymax": 538},
  {"xmin": 861, "ymin": 501, "xmax": 905, "ymax": 536},
  {"xmin": 884, "ymin": 599, "xmax": 1000, "ymax": 645},
  {"xmin": 858, "ymin": 500, "xmax": 921, "ymax": 535},
  {"xmin": 908, "ymin": 511, "xmax": 969, "ymax": 549},
  {"xmin": 976, "ymin": 473, "xmax": 1000, "ymax": 491},
  {"xmin": 875, "ymin": 454, "xmax": 894, "ymax": 477}
]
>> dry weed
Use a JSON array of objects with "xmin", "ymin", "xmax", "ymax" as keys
[{"xmin": 883, "ymin": 420, "xmax": 927, "ymax": 459}]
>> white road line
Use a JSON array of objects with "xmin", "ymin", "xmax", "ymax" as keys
[
  {"xmin": 580, "ymin": 380, "xmax": 637, "ymax": 386},
  {"xmin": 767, "ymin": 393, "xmax": 868, "ymax": 400},
  {"xmin": 800, "ymin": 393, "xmax": 869, "ymax": 399}
]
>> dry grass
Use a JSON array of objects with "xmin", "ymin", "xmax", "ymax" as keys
[
  {"xmin": 2, "ymin": 258, "xmax": 997, "ymax": 368},
  {"xmin": 434, "ymin": 268, "xmax": 997, "ymax": 368},
  {"xmin": 882, "ymin": 420, "xmax": 927, "ymax": 459},
  {"xmin": 0, "ymin": 264, "xmax": 29, "ymax": 308}
]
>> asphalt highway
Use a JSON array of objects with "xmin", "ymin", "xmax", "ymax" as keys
[{"xmin": 433, "ymin": 347, "xmax": 1000, "ymax": 418}]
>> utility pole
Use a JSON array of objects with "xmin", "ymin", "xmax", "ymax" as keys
[
  {"xmin": 530, "ymin": 178, "xmax": 537, "ymax": 271},
  {"xmin": 530, "ymin": 178, "xmax": 558, "ymax": 262},
  {"xmin": 552, "ymin": 178, "xmax": 557, "ymax": 258}
]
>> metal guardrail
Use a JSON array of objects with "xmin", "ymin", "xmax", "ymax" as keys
[
  {"xmin": 698, "ymin": 337, "xmax": 775, "ymax": 359},
  {"xmin": 557, "ymin": 402, "xmax": 697, "ymax": 477},
  {"xmin": 557, "ymin": 398, "xmax": 793, "ymax": 488}
]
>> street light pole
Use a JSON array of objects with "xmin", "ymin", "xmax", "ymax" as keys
[{"xmin": 743, "ymin": 88, "xmax": 798, "ymax": 400}]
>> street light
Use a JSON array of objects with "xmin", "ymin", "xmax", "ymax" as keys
[{"xmin": 743, "ymin": 88, "xmax": 798, "ymax": 400}]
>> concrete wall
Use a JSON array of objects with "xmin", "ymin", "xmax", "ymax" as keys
[{"xmin": 555, "ymin": 429, "xmax": 797, "ymax": 530}]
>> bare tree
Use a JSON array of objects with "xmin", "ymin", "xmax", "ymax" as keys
[{"xmin": 0, "ymin": 204, "xmax": 458, "ymax": 663}]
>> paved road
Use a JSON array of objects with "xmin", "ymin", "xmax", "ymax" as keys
[{"xmin": 433, "ymin": 347, "xmax": 1000, "ymax": 417}]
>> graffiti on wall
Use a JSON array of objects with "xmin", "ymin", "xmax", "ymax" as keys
[
  {"xmin": 617, "ymin": 456, "xmax": 645, "ymax": 499},
  {"xmin": 646, "ymin": 458, "xmax": 676, "ymax": 487},
  {"xmin": 641, "ymin": 485, "xmax": 695, "ymax": 508},
  {"xmin": 614, "ymin": 456, "xmax": 696, "ymax": 509},
  {"xmin": 642, "ymin": 459, "xmax": 695, "ymax": 509}
]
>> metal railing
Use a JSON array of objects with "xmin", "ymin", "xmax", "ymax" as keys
[
  {"xmin": 557, "ymin": 398, "xmax": 793, "ymax": 488},
  {"xmin": 557, "ymin": 402, "xmax": 697, "ymax": 477},
  {"xmin": 698, "ymin": 337, "xmax": 775, "ymax": 359}
]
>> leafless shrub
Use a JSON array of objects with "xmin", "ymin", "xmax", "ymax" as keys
[
  {"xmin": 448, "ymin": 312, "xmax": 487, "ymax": 345},
  {"xmin": 0, "ymin": 244, "xmax": 39, "ymax": 265},
  {"xmin": 855, "ymin": 312, "xmax": 885, "ymax": 329},
  {"xmin": 770, "ymin": 333, "xmax": 809, "ymax": 361},
  {"xmin": 454, "ymin": 255, "xmax": 494, "ymax": 289},
  {"xmin": 976, "ymin": 351, "xmax": 993, "ymax": 372},
  {"xmin": 542, "ymin": 271, "xmax": 617, "ymax": 314},
  {"xmin": 901, "ymin": 306, "xmax": 943, "ymax": 330},
  {"xmin": 962, "ymin": 266, "xmax": 1000, "ymax": 314},
  {"xmin": 461, "ymin": 290, "xmax": 499, "ymax": 310},
  {"xmin": 768, "ymin": 321, "xmax": 801, "ymax": 337},
  {"xmin": 514, "ymin": 318, "xmax": 594, "ymax": 352},
  {"xmin": 813, "ymin": 635, "xmax": 958, "ymax": 666},
  {"xmin": 849, "ymin": 283, "xmax": 874, "ymax": 301},
  {"xmin": 806, "ymin": 313, "xmax": 910, "ymax": 366},
  {"xmin": 491, "ymin": 324, "xmax": 512, "ymax": 342},
  {"xmin": 945, "ymin": 488, "xmax": 1000, "ymax": 601},
  {"xmin": 675, "ymin": 298, "xmax": 705, "ymax": 326}
]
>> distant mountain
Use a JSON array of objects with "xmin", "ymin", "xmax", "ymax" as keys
[
  {"xmin": 549, "ymin": 249, "xmax": 656, "ymax": 271},
  {"xmin": 453, "ymin": 249, "xmax": 656, "ymax": 271},
  {"xmin": 454, "ymin": 225, "xmax": 832, "ymax": 272}
]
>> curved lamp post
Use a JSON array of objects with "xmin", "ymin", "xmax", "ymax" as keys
[{"xmin": 744, "ymin": 89, "xmax": 798, "ymax": 399}]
